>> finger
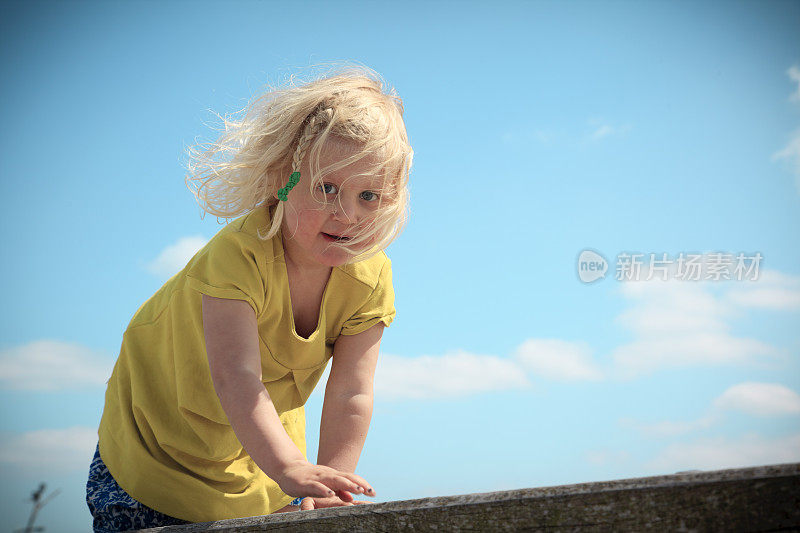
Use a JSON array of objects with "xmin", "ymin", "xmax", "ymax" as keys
[
  {"xmin": 311, "ymin": 482, "xmax": 337, "ymax": 499},
  {"xmin": 335, "ymin": 489, "xmax": 354, "ymax": 503},
  {"xmin": 305, "ymin": 495, "xmax": 352, "ymax": 509},
  {"xmin": 339, "ymin": 472, "xmax": 369, "ymax": 487},
  {"xmin": 329, "ymin": 475, "xmax": 362, "ymax": 495},
  {"xmin": 351, "ymin": 500, "xmax": 375, "ymax": 505},
  {"xmin": 340, "ymin": 473, "xmax": 375, "ymax": 496},
  {"xmin": 300, "ymin": 498, "xmax": 315, "ymax": 511},
  {"xmin": 317, "ymin": 500, "xmax": 354, "ymax": 509},
  {"xmin": 318, "ymin": 478, "xmax": 358, "ymax": 498}
]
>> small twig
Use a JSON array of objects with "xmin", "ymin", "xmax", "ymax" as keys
[{"xmin": 13, "ymin": 483, "xmax": 60, "ymax": 533}]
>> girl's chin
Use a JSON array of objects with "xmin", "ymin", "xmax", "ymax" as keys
[{"xmin": 318, "ymin": 245, "xmax": 359, "ymax": 262}]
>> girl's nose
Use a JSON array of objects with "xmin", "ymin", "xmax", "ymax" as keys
[{"xmin": 332, "ymin": 194, "xmax": 360, "ymax": 224}]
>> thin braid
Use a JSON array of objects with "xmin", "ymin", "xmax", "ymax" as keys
[
  {"xmin": 292, "ymin": 106, "xmax": 333, "ymax": 173},
  {"xmin": 273, "ymin": 106, "xmax": 332, "ymax": 204}
]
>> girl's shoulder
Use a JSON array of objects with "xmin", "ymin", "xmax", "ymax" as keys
[
  {"xmin": 209, "ymin": 206, "xmax": 281, "ymax": 262},
  {"xmin": 337, "ymin": 250, "xmax": 392, "ymax": 291}
]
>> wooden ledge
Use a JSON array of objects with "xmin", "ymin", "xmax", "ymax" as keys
[{"xmin": 138, "ymin": 462, "xmax": 799, "ymax": 532}]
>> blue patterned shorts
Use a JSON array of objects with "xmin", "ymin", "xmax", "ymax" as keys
[
  {"xmin": 86, "ymin": 442, "xmax": 304, "ymax": 531},
  {"xmin": 85, "ymin": 442, "xmax": 191, "ymax": 532}
]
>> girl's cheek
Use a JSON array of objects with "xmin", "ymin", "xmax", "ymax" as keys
[{"xmin": 359, "ymin": 232, "xmax": 379, "ymax": 250}]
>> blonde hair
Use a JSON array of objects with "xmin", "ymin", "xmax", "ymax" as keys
[{"xmin": 183, "ymin": 63, "xmax": 413, "ymax": 264}]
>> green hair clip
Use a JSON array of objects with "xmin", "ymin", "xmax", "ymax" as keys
[{"xmin": 277, "ymin": 171, "xmax": 301, "ymax": 201}]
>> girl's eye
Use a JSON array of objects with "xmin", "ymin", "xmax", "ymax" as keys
[
  {"xmin": 361, "ymin": 191, "xmax": 380, "ymax": 202},
  {"xmin": 318, "ymin": 183, "xmax": 380, "ymax": 203}
]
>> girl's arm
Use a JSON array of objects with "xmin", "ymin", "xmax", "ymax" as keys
[
  {"xmin": 203, "ymin": 294, "xmax": 304, "ymax": 476},
  {"xmin": 202, "ymin": 294, "xmax": 372, "ymax": 499},
  {"xmin": 318, "ymin": 323, "xmax": 385, "ymax": 473}
]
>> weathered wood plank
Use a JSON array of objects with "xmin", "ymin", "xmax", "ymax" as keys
[{"xmin": 137, "ymin": 462, "xmax": 800, "ymax": 532}]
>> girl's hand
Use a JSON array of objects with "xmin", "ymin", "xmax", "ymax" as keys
[
  {"xmin": 275, "ymin": 459, "xmax": 374, "ymax": 500},
  {"xmin": 299, "ymin": 489, "xmax": 375, "ymax": 510}
]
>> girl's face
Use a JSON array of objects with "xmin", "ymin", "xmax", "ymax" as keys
[{"xmin": 277, "ymin": 138, "xmax": 384, "ymax": 274}]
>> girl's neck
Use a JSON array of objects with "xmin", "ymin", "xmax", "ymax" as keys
[{"xmin": 281, "ymin": 233, "xmax": 333, "ymax": 280}]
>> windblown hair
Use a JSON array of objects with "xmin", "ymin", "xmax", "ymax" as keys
[{"xmin": 183, "ymin": 63, "xmax": 413, "ymax": 264}]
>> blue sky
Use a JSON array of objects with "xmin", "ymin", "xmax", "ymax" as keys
[{"xmin": 1, "ymin": 0, "xmax": 799, "ymax": 530}]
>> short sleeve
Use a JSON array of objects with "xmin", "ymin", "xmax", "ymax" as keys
[
  {"xmin": 340, "ymin": 257, "xmax": 396, "ymax": 336},
  {"xmin": 184, "ymin": 229, "xmax": 267, "ymax": 317}
]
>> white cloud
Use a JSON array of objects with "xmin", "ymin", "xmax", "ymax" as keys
[
  {"xmin": 591, "ymin": 124, "xmax": 614, "ymax": 140},
  {"xmin": 0, "ymin": 426, "xmax": 98, "ymax": 474},
  {"xmin": 609, "ymin": 271, "xmax": 783, "ymax": 380},
  {"xmin": 788, "ymin": 64, "xmax": 800, "ymax": 103},
  {"xmin": 316, "ymin": 266, "xmax": 798, "ymax": 402},
  {"xmin": 503, "ymin": 121, "xmax": 630, "ymax": 145},
  {"xmin": 619, "ymin": 381, "xmax": 799, "ymax": 441},
  {"xmin": 773, "ymin": 65, "xmax": 800, "ymax": 194},
  {"xmin": 314, "ymin": 339, "xmax": 599, "ymax": 403},
  {"xmin": 374, "ymin": 350, "xmax": 531, "ymax": 400},
  {"xmin": 713, "ymin": 382, "xmax": 800, "ymax": 417},
  {"xmin": 727, "ymin": 288, "xmax": 800, "ymax": 310},
  {"xmin": 514, "ymin": 339, "xmax": 604, "ymax": 381},
  {"xmin": 725, "ymin": 269, "xmax": 800, "ymax": 311},
  {"xmin": 600, "ymin": 388, "xmax": 800, "ymax": 470},
  {"xmin": 587, "ymin": 120, "xmax": 632, "ymax": 141},
  {"xmin": 757, "ymin": 269, "xmax": 800, "ymax": 286},
  {"xmin": 0, "ymin": 340, "xmax": 113, "ymax": 391},
  {"xmin": 145, "ymin": 235, "xmax": 208, "ymax": 279},
  {"xmin": 616, "ymin": 283, "xmax": 732, "ymax": 336},
  {"xmin": 771, "ymin": 128, "xmax": 800, "ymax": 195},
  {"xmin": 644, "ymin": 432, "xmax": 800, "ymax": 473},
  {"xmin": 612, "ymin": 333, "xmax": 777, "ymax": 378}
]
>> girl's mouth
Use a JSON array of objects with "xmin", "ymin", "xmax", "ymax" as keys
[{"xmin": 322, "ymin": 232, "xmax": 350, "ymax": 242}]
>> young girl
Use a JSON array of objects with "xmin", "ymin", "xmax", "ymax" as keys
[{"xmin": 85, "ymin": 65, "xmax": 412, "ymax": 531}]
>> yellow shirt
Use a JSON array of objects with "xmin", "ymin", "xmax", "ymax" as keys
[{"xmin": 97, "ymin": 203, "xmax": 395, "ymax": 522}]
